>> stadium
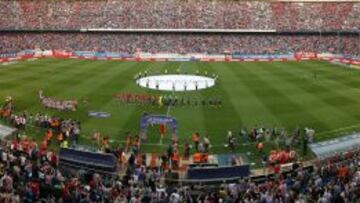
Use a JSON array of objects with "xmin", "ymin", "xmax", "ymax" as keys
[{"xmin": 0, "ymin": 0, "xmax": 359, "ymax": 202}]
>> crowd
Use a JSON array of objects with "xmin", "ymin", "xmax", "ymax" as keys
[
  {"xmin": 227, "ymin": 126, "xmax": 314, "ymax": 149},
  {"xmin": 3, "ymin": 108, "xmax": 81, "ymax": 148},
  {"xmin": 33, "ymin": 113, "xmax": 81, "ymax": 145},
  {"xmin": 0, "ymin": 1, "xmax": 359, "ymax": 201},
  {"xmin": 1, "ymin": 99, "xmax": 359, "ymax": 202},
  {"xmin": 0, "ymin": 133, "xmax": 358, "ymax": 202},
  {"xmin": 39, "ymin": 90, "xmax": 78, "ymax": 112},
  {"xmin": 0, "ymin": 33, "xmax": 359, "ymax": 55},
  {"xmin": 191, "ymin": 150, "xmax": 360, "ymax": 203},
  {"xmin": 0, "ymin": 0, "xmax": 359, "ymax": 31}
]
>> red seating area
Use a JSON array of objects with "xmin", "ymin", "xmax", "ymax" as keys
[
  {"xmin": 0, "ymin": 33, "xmax": 358, "ymax": 55},
  {"xmin": 0, "ymin": 1, "xmax": 359, "ymax": 31}
]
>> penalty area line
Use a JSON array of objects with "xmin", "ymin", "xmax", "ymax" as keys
[{"xmin": 316, "ymin": 124, "xmax": 360, "ymax": 136}]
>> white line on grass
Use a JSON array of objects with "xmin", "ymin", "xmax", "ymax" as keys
[
  {"xmin": 166, "ymin": 104, "xmax": 171, "ymax": 116},
  {"xmin": 316, "ymin": 124, "xmax": 360, "ymax": 136}
]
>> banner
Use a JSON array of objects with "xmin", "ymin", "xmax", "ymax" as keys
[
  {"xmin": 140, "ymin": 114, "xmax": 178, "ymax": 135},
  {"xmin": 74, "ymin": 51, "xmax": 97, "ymax": 58},
  {"xmin": 232, "ymin": 53, "xmax": 294, "ymax": 59},
  {"xmin": 0, "ymin": 52, "xmax": 17, "ymax": 58},
  {"xmin": 74, "ymin": 51, "xmax": 133, "ymax": 58},
  {"xmin": 53, "ymin": 50, "xmax": 72, "ymax": 57},
  {"xmin": 294, "ymin": 52, "xmax": 317, "ymax": 59},
  {"xmin": 88, "ymin": 111, "xmax": 111, "ymax": 118},
  {"xmin": 141, "ymin": 115, "xmax": 177, "ymax": 128}
]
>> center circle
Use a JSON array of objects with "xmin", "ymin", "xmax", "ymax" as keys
[{"xmin": 136, "ymin": 74, "xmax": 215, "ymax": 92}]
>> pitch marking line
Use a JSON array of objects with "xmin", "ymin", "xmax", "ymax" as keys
[{"xmin": 316, "ymin": 124, "xmax": 360, "ymax": 136}]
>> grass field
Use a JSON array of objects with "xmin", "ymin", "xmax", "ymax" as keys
[{"xmin": 1, "ymin": 58, "xmax": 360, "ymax": 159}]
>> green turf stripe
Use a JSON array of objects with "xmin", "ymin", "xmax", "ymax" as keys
[
  {"xmin": 53, "ymin": 61, "xmax": 134, "ymax": 97},
  {"xmin": 2, "ymin": 59, "xmax": 360, "ymax": 158},
  {"xmin": 66, "ymin": 62, "xmax": 148, "ymax": 136},
  {"xmin": 0, "ymin": 58, "xmax": 60, "ymax": 79},
  {"xmin": 197, "ymin": 62, "xmax": 246, "ymax": 143},
  {"xmin": 168, "ymin": 62, "xmax": 207, "ymax": 141},
  {"xmin": 13, "ymin": 60, "xmax": 117, "ymax": 111},
  {"xmin": 256, "ymin": 62, "xmax": 356, "ymax": 133},
  {"xmin": 231, "ymin": 62, "xmax": 330, "ymax": 132},
  {"xmin": 1, "ymin": 59, "xmax": 94, "ymax": 111},
  {"xmin": 117, "ymin": 62, "xmax": 175, "ymax": 144},
  {"xmin": 1, "ymin": 59, "xmax": 92, "ymax": 92},
  {"xmin": 0, "ymin": 59, "xmax": 86, "ymax": 89},
  {"xmin": 286, "ymin": 61, "xmax": 360, "ymax": 99},
  {"xmin": 303, "ymin": 61, "xmax": 360, "ymax": 89},
  {"xmin": 223, "ymin": 62, "xmax": 282, "ymax": 127},
  {"xmin": 80, "ymin": 62, "xmax": 183, "ymax": 145},
  {"xmin": 5, "ymin": 59, "xmax": 89, "ymax": 82},
  {"xmin": 168, "ymin": 61, "xmax": 218, "ymax": 143},
  {"xmin": 277, "ymin": 62, "xmax": 360, "ymax": 122}
]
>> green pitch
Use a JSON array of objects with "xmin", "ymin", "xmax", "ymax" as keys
[{"xmin": 1, "ymin": 58, "xmax": 360, "ymax": 157}]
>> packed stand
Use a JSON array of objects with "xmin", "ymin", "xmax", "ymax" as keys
[
  {"xmin": 0, "ymin": 0, "xmax": 359, "ymax": 31},
  {"xmin": 187, "ymin": 150, "xmax": 360, "ymax": 203},
  {"xmin": 0, "ymin": 33, "xmax": 359, "ymax": 55},
  {"xmin": 0, "ymin": 134, "xmax": 359, "ymax": 202}
]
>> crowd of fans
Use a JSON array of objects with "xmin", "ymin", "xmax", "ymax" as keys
[
  {"xmin": 0, "ymin": 132, "xmax": 358, "ymax": 202},
  {"xmin": 0, "ymin": 33, "xmax": 359, "ymax": 55},
  {"xmin": 197, "ymin": 150, "xmax": 360, "ymax": 203},
  {"xmin": 33, "ymin": 113, "xmax": 81, "ymax": 145},
  {"xmin": 0, "ymin": 1, "xmax": 359, "ymax": 201},
  {"xmin": 0, "ymin": 96, "xmax": 103, "ymax": 162},
  {"xmin": 1, "ymin": 105, "xmax": 81, "ymax": 149},
  {"xmin": 0, "ymin": 100, "xmax": 359, "ymax": 202},
  {"xmin": 0, "ymin": 1, "xmax": 359, "ymax": 57},
  {"xmin": 0, "ymin": 0, "xmax": 359, "ymax": 31}
]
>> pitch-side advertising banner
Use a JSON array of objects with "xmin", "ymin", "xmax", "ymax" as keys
[{"xmin": 232, "ymin": 53, "xmax": 294, "ymax": 59}]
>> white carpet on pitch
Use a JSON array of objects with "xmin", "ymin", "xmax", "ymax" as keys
[{"xmin": 136, "ymin": 74, "xmax": 215, "ymax": 92}]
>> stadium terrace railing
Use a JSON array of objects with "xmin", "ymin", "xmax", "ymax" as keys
[{"xmin": 165, "ymin": 163, "xmax": 313, "ymax": 185}]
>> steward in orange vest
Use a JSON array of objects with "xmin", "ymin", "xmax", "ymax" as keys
[
  {"xmin": 46, "ymin": 129, "xmax": 53, "ymax": 143},
  {"xmin": 57, "ymin": 133, "xmax": 64, "ymax": 144},
  {"xmin": 171, "ymin": 150, "xmax": 180, "ymax": 170},
  {"xmin": 193, "ymin": 152, "xmax": 202, "ymax": 163}
]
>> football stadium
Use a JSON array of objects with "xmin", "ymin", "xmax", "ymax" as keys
[{"xmin": 0, "ymin": 0, "xmax": 359, "ymax": 202}]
